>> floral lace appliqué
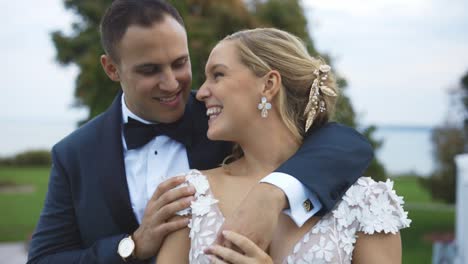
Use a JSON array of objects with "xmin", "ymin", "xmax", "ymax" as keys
[
  {"xmin": 181, "ymin": 170, "xmax": 223, "ymax": 264},
  {"xmin": 286, "ymin": 177, "xmax": 411, "ymax": 264},
  {"xmin": 183, "ymin": 172, "xmax": 411, "ymax": 264}
]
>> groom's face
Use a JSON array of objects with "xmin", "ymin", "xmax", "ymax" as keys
[{"xmin": 111, "ymin": 15, "xmax": 192, "ymax": 123}]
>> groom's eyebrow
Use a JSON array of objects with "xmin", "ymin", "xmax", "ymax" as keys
[
  {"xmin": 134, "ymin": 63, "xmax": 161, "ymax": 72},
  {"xmin": 134, "ymin": 55, "xmax": 189, "ymax": 71}
]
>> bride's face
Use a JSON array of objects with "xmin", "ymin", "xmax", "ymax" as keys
[{"xmin": 196, "ymin": 40, "xmax": 265, "ymax": 142}]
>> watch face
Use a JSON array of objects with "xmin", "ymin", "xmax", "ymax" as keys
[{"xmin": 118, "ymin": 237, "xmax": 135, "ymax": 258}]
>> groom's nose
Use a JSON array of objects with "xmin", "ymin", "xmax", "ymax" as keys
[{"xmin": 159, "ymin": 69, "xmax": 179, "ymax": 92}]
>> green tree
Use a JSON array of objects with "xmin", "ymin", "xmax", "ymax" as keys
[
  {"xmin": 52, "ymin": 0, "xmax": 115, "ymax": 122},
  {"xmin": 462, "ymin": 71, "xmax": 468, "ymax": 148},
  {"xmin": 168, "ymin": 0, "xmax": 254, "ymax": 92},
  {"xmin": 420, "ymin": 70, "xmax": 468, "ymax": 203},
  {"xmin": 421, "ymin": 126, "xmax": 464, "ymax": 203},
  {"xmin": 249, "ymin": 0, "xmax": 386, "ymax": 180},
  {"xmin": 53, "ymin": 0, "xmax": 385, "ymax": 179}
]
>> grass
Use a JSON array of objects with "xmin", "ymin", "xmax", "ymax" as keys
[
  {"xmin": 392, "ymin": 176, "xmax": 455, "ymax": 263},
  {"xmin": 0, "ymin": 166, "xmax": 50, "ymax": 242},
  {"xmin": 0, "ymin": 167, "xmax": 456, "ymax": 264},
  {"xmin": 400, "ymin": 210, "xmax": 454, "ymax": 263},
  {"xmin": 392, "ymin": 175, "xmax": 433, "ymax": 203}
]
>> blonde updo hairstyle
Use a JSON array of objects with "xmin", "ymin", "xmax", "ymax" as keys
[
  {"xmin": 222, "ymin": 28, "xmax": 339, "ymax": 163},
  {"xmin": 227, "ymin": 28, "xmax": 338, "ymax": 138}
]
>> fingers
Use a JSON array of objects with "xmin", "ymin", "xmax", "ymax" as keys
[
  {"xmin": 131, "ymin": 175, "xmax": 193, "ymax": 259},
  {"xmin": 221, "ymin": 230, "xmax": 259, "ymax": 257},
  {"xmin": 214, "ymin": 226, "xmax": 225, "ymax": 246},
  {"xmin": 155, "ymin": 186, "xmax": 194, "ymax": 208},
  {"xmin": 155, "ymin": 196, "xmax": 194, "ymax": 222},
  {"xmin": 208, "ymin": 255, "xmax": 229, "ymax": 264},
  {"xmin": 157, "ymin": 216, "xmax": 190, "ymax": 237},
  {"xmin": 151, "ymin": 175, "xmax": 189, "ymax": 202},
  {"xmin": 208, "ymin": 256, "xmax": 230, "ymax": 264},
  {"xmin": 215, "ymin": 228, "xmax": 233, "ymax": 249},
  {"xmin": 205, "ymin": 245, "xmax": 249, "ymax": 264},
  {"xmin": 215, "ymin": 224, "xmax": 235, "ymax": 249},
  {"xmin": 151, "ymin": 178, "xmax": 195, "ymax": 213},
  {"xmin": 139, "ymin": 175, "xmax": 194, "ymax": 233},
  {"xmin": 207, "ymin": 231, "xmax": 273, "ymax": 264}
]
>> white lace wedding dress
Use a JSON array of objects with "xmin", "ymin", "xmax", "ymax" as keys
[{"xmin": 179, "ymin": 170, "xmax": 411, "ymax": 264}]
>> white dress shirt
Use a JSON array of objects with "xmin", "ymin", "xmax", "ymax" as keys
[{"xmin": 121, "ymin": 94, "xmax": 321, "ymax": 226}]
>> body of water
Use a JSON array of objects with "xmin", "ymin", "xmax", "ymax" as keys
[
  {"xmin": 0, "ymin": 120, "xmax": 78, "ymax": 157},
  {"xmin": 0, "ymin": 120, "xmax": 434, "ymax": 176},
  {"xmin": 374, "ymin": 126, "xmax": 433, "ymax": 176}
]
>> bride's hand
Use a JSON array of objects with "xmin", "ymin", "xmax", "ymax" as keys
[{"xmin": 204, "ymin": 230, "xmax": 273, "ymax": 264}]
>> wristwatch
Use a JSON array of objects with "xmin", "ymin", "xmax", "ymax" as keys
[{"xmin": 118, "ymin": 235, "xmax": 136, "ymax": 261}]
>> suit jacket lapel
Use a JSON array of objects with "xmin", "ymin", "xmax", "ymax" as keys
[
  {"xmin": 184, "ymin": 94, "xmax": 206, "ymax": 169},
  {"xmin": 97, "ymin": 91, "xmax": 139, "ymax": 234},
  {"xmin": 95, "ymin": 92, "xmax": 230, "ymax": 234}
]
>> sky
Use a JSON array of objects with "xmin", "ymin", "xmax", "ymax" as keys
[
  {"xmin": 1, "ymin": 0, "xmax": 468, "ymax": 173},
  {"xmin": 2, "ymin": 0, "xmax": 85, "ymax": 124},
  {"xmin": 303, "ymin": 0, "xmax": 468, "ymax": 127},
  {"xmin": 2, "ymin": 0, "xmax": 467, "ymax": 127}
]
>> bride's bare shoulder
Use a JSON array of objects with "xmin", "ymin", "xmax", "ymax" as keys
[
  {"xmin": 197, "ymin": 166, "xmax": 230, "ymax": 193},
  {"xmin": 199, "ymin": 166, "xmax": 227, "ymax": 178},
  {"xmin": 200, "ymin": 166, "xmax": 225, "ymax": 177}
]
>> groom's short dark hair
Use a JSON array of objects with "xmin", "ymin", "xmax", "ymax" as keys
[{"xmin": 100, "ymin": 0, "xmax": 185, "ymax": 62}]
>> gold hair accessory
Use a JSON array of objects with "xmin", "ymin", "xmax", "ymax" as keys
[{"xmin": 304, "ymin": 64, "xmax": 337, "ymax": 132}]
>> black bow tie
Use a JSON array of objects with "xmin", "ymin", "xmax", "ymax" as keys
[{"xmin": 123, "ymin": 117, "xmax": 191, "ymax": 150}]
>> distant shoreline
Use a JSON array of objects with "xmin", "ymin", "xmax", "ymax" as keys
[
  {"xmin": 0, "ymin": 123, "xmax": 435, "ymax": 176},
  {"xmin": 365, "ymin": 124, "xmax": 433, "ymax": 132},
  {"xmin": 373, "ymin": 126, "xmax": 433, "ymax": 176}
]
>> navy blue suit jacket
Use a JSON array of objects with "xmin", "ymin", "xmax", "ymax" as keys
[{"xmin": 28, "ymin": 92, "xmax": 373, "ymax": 263}]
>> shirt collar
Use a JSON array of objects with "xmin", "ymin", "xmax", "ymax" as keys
[{"xmin": 121, "ymin": 93, "xmax": 157, "ymax": 125}]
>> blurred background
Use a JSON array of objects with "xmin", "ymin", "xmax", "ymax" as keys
[{"xmin": 1, "ymin": 0, "xmax": 467, "ymax": 263}]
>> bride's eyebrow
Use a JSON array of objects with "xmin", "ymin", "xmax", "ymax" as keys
[{"xmin": 205, "ymin": 64, "xmax": 228, "ymax": 75}]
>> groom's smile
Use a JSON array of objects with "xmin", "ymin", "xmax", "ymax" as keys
[
  {"xmin": 153, "ymin": 89, "xmax": 184, "ymax": 106},
  {"xmin": 102, "ymin": 14, "xmax": 192, "ymax": 124}
]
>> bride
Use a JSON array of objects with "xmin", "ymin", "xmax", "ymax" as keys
[{"xmin": 156, "ymin": 28, "xmax": 411, "ymax": 264}]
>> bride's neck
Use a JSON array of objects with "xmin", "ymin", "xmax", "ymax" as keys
[{"xmin": 228, "ymin": 115, "xmax": 301, "ymax": 177}]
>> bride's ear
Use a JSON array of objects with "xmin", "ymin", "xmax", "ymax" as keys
[{"xmin": 261, "ymin": 70, "xmax": 281, "ymax": 100}]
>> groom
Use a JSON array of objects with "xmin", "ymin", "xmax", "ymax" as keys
[{"xmin": 28, "ymin": 0, "xmax": 373, "ymax": 263}]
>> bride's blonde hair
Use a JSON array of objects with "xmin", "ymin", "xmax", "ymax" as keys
[{"xmin": 221, "ymin": 28, "xmax": 339, "ymax": 163}]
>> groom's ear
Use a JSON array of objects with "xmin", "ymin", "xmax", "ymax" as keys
[
  {"xmin": 261, "ymin": 70, "xmax": 281, "ymax": 99},
  {"xmin": 100, "ymin": 54, "xmax": 120, "ymax": 82}
]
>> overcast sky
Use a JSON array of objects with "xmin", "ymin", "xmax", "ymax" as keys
[
  {"xmin": 1, "ymin": 0, "xmax": 468, "ymax": 156},
  {"xmin": 304, "ymin": 0, "xmax": 468, "ymax": 126},
  {"xmin": 3, "ymin": 0, "xmax": 468, "ymax": 126}
]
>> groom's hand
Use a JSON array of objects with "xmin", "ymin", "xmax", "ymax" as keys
[
  {"xmin": 132, "ymin": 176, "xmax": 195, "ymax": 260},
  {"xmin": 215, "ymin": 183, "xmax": 287, "ymax": 250}
]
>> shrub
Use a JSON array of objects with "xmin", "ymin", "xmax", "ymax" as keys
[
  {"xmin": 0, "ymin": 150, "xmax": 51, "ymax": 167},
  {"xmin": 419, "ymin": 126, "xmax": 464, "ymax": 204}
]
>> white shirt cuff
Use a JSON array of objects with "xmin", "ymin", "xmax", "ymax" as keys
[{"xmin": 260, "ymin": 172, "xmax": 322, "ymax": 227}]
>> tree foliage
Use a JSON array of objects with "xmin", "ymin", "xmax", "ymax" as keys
[
  {"xmin": 462, "ymin": 71, "xmax": 468, "ymax": 147},
  {"xmin": 420, "ymin": 126, "xmax": 464, "ymax": 203},
  {"xmin": 420, "ymin": 70, "xmax": 468, "ymax": 204},
  {"xmin": 52, "ymin": 1, "xmax": 116, "ymax": 119},
  {"xmin": 0, "ymin": 150, "xmax": 51, "ymax": 167},
  {"xmin": 53, "ymin": 0, "xmax": 385, "ymax": 179}
]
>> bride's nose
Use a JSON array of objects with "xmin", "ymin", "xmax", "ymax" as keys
[{"xmin": 196, "ymin": 81, "xmax": 211, "ymax": 101}]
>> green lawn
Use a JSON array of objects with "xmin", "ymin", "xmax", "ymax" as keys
[
  {"xmin": 0, "ymin": 166, "xmax": 50, "ymax": 242},
  {"xmin": 0, "ymin": 167, "xmax": 456, "ymax": 264},
  {"xmin": 400, "ymin": 209, "xmax": 454, "ymax": 263},
  {"xmin": 393, "ymin": 176, "xmax": 455, "ymax": 264},
  {"xmin": 393, "ymin": 176, "xmax": 433, "ymax": 203}
]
